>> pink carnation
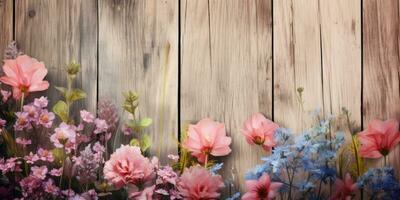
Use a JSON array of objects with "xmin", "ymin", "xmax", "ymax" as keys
[
  {"xmin": 50, "ymin": 122, "xmax": 76, "ymax": 148},
  {"xmin": 241, "ymin": 113, "xmax": 279, "ymax": 151},
  {"xmin": 80, "ymin": 110, "xmax": 95, "ymax": 123},
  {"xmin": 103, "ymin": 145, "xmax": 155, "ymax": 189},
  {"xmin": 177, "ymin": 166, "xmax": 224, "ymax": 199},
  {"xmin": 182, "ymin": 118, "xmax": 232, "ymax": 163}
]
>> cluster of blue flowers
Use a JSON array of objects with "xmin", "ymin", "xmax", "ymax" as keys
[
  {"xmin": 357, "ymin": 167, "xmax": 400, "ymax": 200},
  {"xmin": 246, "ymin": 115, "xmax": 345, "ymax": 199}
]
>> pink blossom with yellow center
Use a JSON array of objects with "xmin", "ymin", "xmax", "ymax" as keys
[
  {"xmin": 182, "ymin": 118, "xmax": 232, "ymax": 163},
  {"xmin": 0, "ymin": 55, "xmax": 49, "ymax": 100}
]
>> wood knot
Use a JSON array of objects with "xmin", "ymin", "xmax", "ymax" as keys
[{"xmin": 28, "ymin": 10, "xmax": 36, "ymax": 18}]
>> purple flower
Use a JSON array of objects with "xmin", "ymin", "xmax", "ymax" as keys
[
  {"xmin": 14, "ymin": 112, "xmax": 31, "ymax": 131},
  {"xmin": 80, "ymin": 110, "xmax": 95, "ymax": 123},
  {"xmin": 38, "ymin": 110, "xmax": 55, "ymax": 128},
  {"xmin": 94, "ymin": 118, "xmax": 108, "ymax": 134},
  {"xmin": 34, "ymin": 96, "xmax": 48, "ymax": 108}
]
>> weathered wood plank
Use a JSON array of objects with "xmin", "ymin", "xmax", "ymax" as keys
[
  {"xmin": 15, "ymin": 0, "xmax": 98, "ymax": 114},
  {"xmin": 0, "ymin": 0, "xmax": 13, "ymax": 58},
  {"xmin": 181, "ymin": 0, "xmax": 272, "ymax": 194},
  {"xmin": 320, "ymin": 0, "xmax": 361, "ymax": 134},
  {"xmin": 274, "ymin": 0, "xmax": 361, "ymax": 133},
  {"xmin": 98, "ymin": 0, "xmax": 178, "ymax": 163},
  {"xmin": 274, "ymin": 0, "xmax": 324, "ymax": 132},
  {"xmin": 363, "ymin": 0, "xmax": 400, "ymax": 170}
]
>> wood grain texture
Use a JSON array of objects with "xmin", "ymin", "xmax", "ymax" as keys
[
  {"xmin": 181, "ymin": 0, "xmax": 272, "ymax": 194},
  {"xmin": 320, "ymin": 0, "xmax": 361, "ymax": 133},
  {"xmin": 15, "ymin": 0, "xmax": 98, "ymax": 114},
  {"xmin": 274, "ymin": 0, "xmax": 324, "ymax": 132},
  {"xmin": 274, "ymin": 0, "xmax": 361, "ymax": 132},
  {"xmin": 0, "ymin": 0, "xmax": 13, "ymax": 58},
  {"xmin": 363, "ymin": 0, "xmax": 400, "ymax": 170},
  {"xmin": 98, "ymin": 0, "xmax": 178, "ymax": 163}
]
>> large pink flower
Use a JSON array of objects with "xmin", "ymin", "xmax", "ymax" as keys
[
  {"xmin": 0, "ymin": 55, "xmax": 49, "ymax": 99},
  {"xmin": 177, "ymin": 166, "xmax": 224, "ymax": 199},
  {"xmin": 103, "ymin": 145, "xmax": 155, "ymax": 189},
  {"xmin": 241, "ymin": 113, "xmax": 279, "ymax": 151},
  {"xmin": 358, "ymin": 119, "xmax": 400, "ymax": 158},
  {"xmin": 182, "ymin": 118, "xmax": 232, "ymax": 163},
  {"xmin": 329, "ymin": 173, "xmax": 357, "ymax": 200},
  {"xmin": 242, "ymin": 173, "xmax": 283, "ymax": 200}
]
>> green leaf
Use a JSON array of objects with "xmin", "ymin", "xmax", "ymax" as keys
[
  {"xmin": 129, "ymin": 139, "xmax": 140, "ymax": 147},
  {"xmin": 139, "ymin": 118, "xmax": 152, "ymax": 127},
  {"xmin": 52, "ymin": 101, "xmax": 69, "ymax": 122},
  {"xmin": 55, "ymin": 86, "xmax": 67, "ymax": 97},
  {"xmin": 140, "ymin": 134, "xmax": 151, "ymax": 152},
  {"xmin": 67, "ymin": 89, "xmax": 86, "ymax": 102}
]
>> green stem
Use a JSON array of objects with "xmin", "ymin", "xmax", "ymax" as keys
[
  {"xmin": 20, "ymin": 92, "xmax": 25, "ymax": 111},
  {"xmin": 384, "ymin": 155, "xmax": 387, "ymax": 166},
  {"xmin": 204, "ymin": 154, "xmax": 209, "ymax": 168}
]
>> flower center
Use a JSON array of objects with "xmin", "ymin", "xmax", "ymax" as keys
[
  {"xmin": 253, "ymin": 136, "xmax": 265, "ymax": 145},
  {"xmin": 257, "ymin": 188, "xmax": 268, "ymax": 198},
  {"xmin": 380, "ymin": 148, "xmax": 390, "ymax": 156},
  {"xmin": 19, "ymin": 85, "xmax": 29, "ymax": 93}
]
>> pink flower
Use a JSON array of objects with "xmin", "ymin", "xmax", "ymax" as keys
[
  {"xmin": 37, "ymin": 148, "xmax": 54, "ymax": 162},
  {"xmin": 23, "ymin": 104, "xmax": 38, "ymax": 119},
  {"xmin": 167, "ymin": 154, "xmax": 179, "ymax": 162},
  {"xmin": 242, "ymin": 173, "xmax": 283, "ymax": 200},
  {"xmin": 50, "ymin": 122, "xmax": 76, "ymax": 148},
  {"xmin": 14, "ymin": 112, "xmax": 31, "ymax": 131},
  {"xmin": 0, "ymin": 55, "xmax": 49, "ymax": 99},
  {"xmin": 128, "ymin": 185, "xmax": 155, "ymax": 200},
  {"xmin": 0, "ymin": 90, "xmax": 11, "ymax": 102},
  {"xmin": 178, "ymin": 166, "xmax": 224, "ymax": 199},
  {"xmin": 358, "ymin": 119, "xmax": 400, "ymax": 158},
  {"xmin": 182, "ymin": 118, "xmax": 232, "ymax": 163},
  {"xmin": 0, "ymin": 157, "xmax": 22, "ymax": 174},
  {"xmin": 241, "ymin": 113, "xmax": 279, "ymax": 151},
  {"xmin": 24, "ymin": 152, "xmax": 39, "ymax": 164},
  {"xmin": 94, "ymin": 118, "xmax": 109, "ymax": 134},
  {"xmin": 103, "ymin": 145, "xmax": 155, "ymax": 188},
  {"xmin": 80, "ymin": 110, "xmax": 95, "ymax": 123},
  {"xmin": 20, "ymin": 175, "xmax": 42, "ymax": 198},
  {"xmin": 16, "ymin": 137, "xmax": 31, "ymax": 148},
  {"xmin": 329, "ymin": 173, "xmax": 357, "ymax": 200},
  {"xmin": 38, "ymin": 110, "xmax": 55, "ymax": 128},
  {"xmin": 31, "ymin": 166, "xmax": 48, "ymax": 180},
  {"xmin": 49, "ymin": 167, "xmax": 63, "ymax": 177},
  {"xmin": 33, "ymin": 96, "xmax": 48, "ymax": 108},
  {"xmin": 43, "ymin": 179, "xmax": 60, "ymax": 196}
]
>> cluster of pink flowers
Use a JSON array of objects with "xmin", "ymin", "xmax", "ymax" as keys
[{"xmin": 14, "ymin": 96, "xmax": 54, "ymax": 131}]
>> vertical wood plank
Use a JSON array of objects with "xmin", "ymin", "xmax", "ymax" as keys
[
  {"xmin": 15, "ymin": 0, "xmax": 98, "ymax": 114},
  {"xmin": 0, "ymin": 0, "xmax": 13, "ymax": 58},
  {"xmin": 274, "ymin": 0, "xmax": 324, "ymax": 132},
  {"xmin": 320, "ymin": 0, "xmax": 361, "ymax": 132},
  {"xmin": 181, "ymin": 0, "xmax": 272, "ymax": 194},
  {"xmin": 274, "ymin": 0, "xmax": 361, "ymax": 134},
  {"xmin": 98, "ymin": 0, "xmax": 178, "ymax": 163},
  {"xmin": 363, "ymin": 0, "xmax": 400, "ymax": 170}
]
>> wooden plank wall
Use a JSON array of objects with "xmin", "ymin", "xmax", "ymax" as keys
[{"xmin": 0, "ymin": 0, "xmax": 399, "ymax": 197}]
